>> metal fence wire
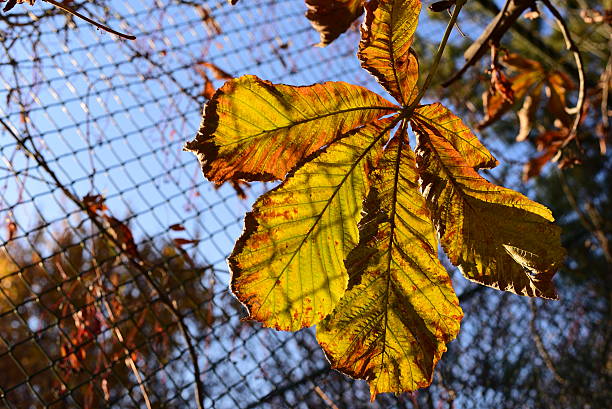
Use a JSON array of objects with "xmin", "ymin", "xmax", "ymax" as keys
[{"xmin": 0, "ymin": 1, "xmax": 609, "ymax": 408}]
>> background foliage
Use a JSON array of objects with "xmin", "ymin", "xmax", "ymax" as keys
[{"xmin": 0, "ymin": 0, "xmax": 609, "ymax": 408}]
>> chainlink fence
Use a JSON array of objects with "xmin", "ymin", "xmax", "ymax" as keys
[{"xmin": 0, "ymin": 1, "xmax": 609, "ymax": 408}]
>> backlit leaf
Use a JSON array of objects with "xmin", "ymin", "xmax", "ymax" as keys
[
  {"xmin": 414, "ymin": 103, "xmax": 498, "ymax": 169},
  {"xmin": 305, "ymin": 0, "xmax": 364, "ymax": 46},
  {"xmin": 478, "ymin": 53, "xmax": 574, "ymax": 134},
  {"xmin": 185, "ymin": 75, "xmax": 397, "ymax": 183},
  {"xmin": 359, "ymin": 0, "xmax": 421, "ymax": 105},
  {"xmin": 479, "ymin": 68, "xmax": 544, "ymax": 129},
  {"xmin": 230, "ymin": 119, "xmax": 395, "ymax": 331},
  {"xmin": 412, "ymin": 104, "xmax": 565, "ymax": 299},
  {"xmin": 317, "ymin": 130, "xmax": 462, "ymax": 398}
]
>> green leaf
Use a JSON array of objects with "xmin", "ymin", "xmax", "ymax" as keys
[
  {"xmin": 185, "ymin": 75, "xmax": 397, "ymax": 183},
  {"xmin": 305, "ymin": 0, "xmax": 365, "ymax": 47},
  {"xmin": 230, "ymin": 119, "xmax": 395, "ymax": 331},
  {"xmin": 412, "ymin": 104, "xmax": 565, "ymax": 299},
  {"xmin": 359, "ymin": 0, "xmax": 421, "ymax": 105},
  {"xmin": 317, "ymin": 130, "xmax": 462, "ymax": 398}
]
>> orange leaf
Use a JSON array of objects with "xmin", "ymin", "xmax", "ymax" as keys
[
  {"xmin": 173, "ymin": 238, "xmax": 199, "ymax": 247},
  {"xmin": 185, "ymin": 75, "xmax": 397, "ymax": 183},
  {"xmin": 413, "ymin": 103, "xmax": 565, "ymax": 299},
  {"xmin": 359, "ymin": 0, "xmax": 421, "ymax": 105}
]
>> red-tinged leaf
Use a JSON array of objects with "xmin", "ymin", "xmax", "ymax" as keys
[
  {"xmin": 522, "ymin": 148, "xmax": 557, "ymax": 181},
  {"xmin": 412, "ymin": 103, "xmax": 565, "ymax": 299},
  {"xmin": 6, "ymin": 219, "xmax": 16, "ymax": 241},
  {"xmin": 502, "ymin": 53, "xmax": 543, "ymax": 72},
  {"xmin": 479, "ymin": 69, "xmax": 544, "ymax": 129},
  {"xmin": 534, "ymin": 128, "xmax": 567, "ymax": 151},
  {"xmin": 82, "ymin": 194, "xmax": 107, "ymax": 214},
  {"xmin": 359, "ymin": 0, "xmax": 421, "ymax": 105},
  {"xmin": 228, "ymin": 180, "xmax": 249, "ymax": 199},
  {"xmin": 196, "ymin": 61, "xmax": 233, "ymax": 80},
  {"xmin": 173, "ymin": 238, "xmax": 199, "ymax": 247},
  {"xmin": 521, "ymin": 128, "xmax": 567, "ymax": 180},
  {"xmin": 202, "ymin": 80, "xmax": 216, "ymax": 100},
  {"xmin": 305, "ymin": 0, "xmax": 364, "ymax": 46},
  {"xmin": 194, "ymin": 66, "xmax": 216, "ymax": 99},
  {"xmin": 490, "ymin": 65, "xmax": 515, "ymax": 104},
  {"xmin": 169, "ymin": 224, "xmax": 186, "ymax": 231},
  {"xmin": 103, "ymin": 215, "xmax": 140, "ymax": 258},
  {"xmin": 185, "ymin": 75, "xmax": 397, "ymax": 183}
]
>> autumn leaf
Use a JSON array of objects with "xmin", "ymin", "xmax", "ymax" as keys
[
  {"xmin": 522, "ymin": 127, "xmax": 567, "ymax": 181},
  {"xmin": 82, "ymin": 193, "xmax": 107, "ymax": 214},
  {"xmin": 173, "ymin": 238, "xmax": 199, "ymax": 248},
  {"xmin": 359, "ymin": 0, "xmax": 421, "ymax": 105},
  {"xmin": 478, "ymin": 53, "xmax": 574, "ymax": 137},
  {"xmin": 412, "ymin": 103, "xmax": 565, "ymax": 299},
  {"xmin": 230, "ymin": 119, "xmax": 395, "ymax": 331},
  {"xmin": 194, "ymin": 61, "xmax": 232, "ymax": 100},
  {"xmin": 479, "ymin": 58, "xmax": 544, "ymax": 129},
  {"xmin": 103, "ymin": 215, "xmax": 140, "ymax": 259},
  {"xmin": 412, "ymin": 103, "xmax": 498, "ymax": 169},
  {"xmin": 317, "ymin": 129, "xmax": 462, "ymax": 399},
  {"xmin": 305, "ymin": 0, "xmax": 364, "ymax": 46},
  {"xmin": 196, "ymin": 61, "xmax": 233, "ymax": 80},
  {"xmin": 184, "ymin": 75, "xmax": 396, "ymax": 183},
  {"xmin": 187, "ymin": 0, "xmax": 565, "ymax": 399}
]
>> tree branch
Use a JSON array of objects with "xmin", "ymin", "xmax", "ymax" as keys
[
  {"xmin": 42, "ymin": 0, "xmax": 136, "ymax": 40},
  {"xmin": 541, "ymin": 0, "xmax": 586, "ymax": 148},
  {"xmin": 442, "ymin": 0, "xmax": 535, "ymax": 87}
]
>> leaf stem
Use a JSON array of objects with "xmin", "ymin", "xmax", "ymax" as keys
[{"xmin": 412, "ymin": 0, "xmax": 467, "ymax": 107}]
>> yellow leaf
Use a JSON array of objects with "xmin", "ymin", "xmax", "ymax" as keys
[
  {"xmin": 414, "ymin": 103, "xmax": 498, "ymax": 169},
  {"xmin": 230, "ymin": 119, "xmax": 396, "ymax": 331},
  {"xmin": 306, "ymin": 0, "xmax": 365, "ymax": 46},
  {"xmin": 359, "ymin": 0, "xmax": 421, "ymax": 105},
  {"xmin": 317, "ymin": 130, "xmax": 462, "ymax": 398},
  {"xmin": 412, "ymin": 104, "xmax": 565, "ymax": 299},
  {"xmin": 185, "ymin": 75, "xmax": 397, "ymax": 183}
]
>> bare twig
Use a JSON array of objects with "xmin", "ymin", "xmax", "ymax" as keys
[
  {"xmin": 42, "ymin": 0, "xmax": 136, "ymax": 40},
  {"xmin": 529, "ymin": 300, "xmax": 567, "ymax": 384},
  {"xmin": 540, "ymin": 0, "xmax": 585, "ymax": 148},
  {"xmin": 442, "ymin": 0, "xmax": 533, "ymax": 87},
  {"xmin": 600, "ymin": 50, "xmax": 611, "ymax": 154},
  {"xmin": 90, "ymin": 251, "xmax": 154, "ymax": 409},
  {"xmin": 557, "ymin": 169, "xmax": 612, "ymax": 265},
  {"xmin": 414, "ymin": 0, "xmax": 467, "ymax": 104}
]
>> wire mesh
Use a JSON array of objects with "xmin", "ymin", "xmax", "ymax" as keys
[{"xmin": 0, "ymin": 1, "xmax": 609, "ymax": 408}]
